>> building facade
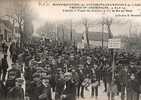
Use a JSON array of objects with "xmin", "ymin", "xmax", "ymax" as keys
[{"xmin": 0, "ymin": 19, "xmax": 13, "ymax": 42}]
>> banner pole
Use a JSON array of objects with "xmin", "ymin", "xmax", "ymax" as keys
[{"xmin": 112, "ymin": 49, "xmax": 115, "ymax": 80}]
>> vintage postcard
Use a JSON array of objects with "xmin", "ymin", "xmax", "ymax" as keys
[{"xmin": 0, "ymin": 0, "xmax": 141, "ymax": 100}]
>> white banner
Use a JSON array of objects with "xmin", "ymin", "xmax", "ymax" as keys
[{"xmin": 108, "ymin": 39, "xmax": 121, "ymax": 49}]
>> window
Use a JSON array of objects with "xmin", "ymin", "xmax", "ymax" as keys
[{"xmin": 0, "ymin": 34, "xmax": 3, "ymax": 41}]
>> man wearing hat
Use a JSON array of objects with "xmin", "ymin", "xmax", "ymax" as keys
[
  {"xmin": 7, "ymin": 78, "xmax": 24, "ymax": 100},
  {"xmin": 127, "ymin": 73, "xmax": 140, "ymax": 100},
  {"xmin": 7, "ymin": 63, "xmax": 21, "ymax": 80},
  {"xmin": 62, "ymin": 72, "xmax": 77, "ymax": 100},
  {"xmin": 103, "ymin": 63, "xmax": 112, "ymax": 92},
  {"xmin": 55, "ymin": 71, "xmax": 65, "ymax": 100},
  {"xmin": 91, "ymin": 70, "xmax": 99, "ymax": 100},
  {"xmin": 128, "ymin": 61, "xmax": 137, "ymax": 75},
  {"xmin": 6, "ymin": 63, "xmax": 21, "ymax": 93},
  {"xmin": 77, "ymin": 66, "xmax": 85, "ymax": 98},
  {"xmin": 39, "ymin": 76, "xmax": 52, "ymax": 100},
  {"xmin": 26, "ymin": 73, "xmax": 42, "ymax": 100},
  {"xmin": 2, "ymin": 40, "xmax": 8, "ymax": 54},
  {"xmin": 0, "ymin": 54, "xmax": 9, "ymax": 81},
  {"xmin": 119, "ymin": 65, "xmax": 128, "ymax": 100}
]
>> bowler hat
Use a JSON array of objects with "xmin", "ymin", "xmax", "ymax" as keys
[{"xmin": 32, "ymin": 73, "xmax": 40, "ymax": 78}]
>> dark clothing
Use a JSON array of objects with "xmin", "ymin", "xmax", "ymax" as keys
[
  {"xmin": 62, "ymin": 79, "xmax": 76, "ymax": 100},
  {"xmin": 91, "ymin": 86, "xmax": 98, "ymax": 97},
  {"xmin": 5, "ymin": 79, "xmax": 15, "ymax": 93},
  {"xmin": 77, "ymin": 84, "xmax": 84, "ymax": 98},
  {"xmin": 55, "ymin": 78, "xmax": 65, "ymax": 100},
  {"xmin": 77, "ymin": 71, "xmax": 85, "ymax": 98},
  {"xmin": 9, "ymin": 42, "xmax": 15, "ymax": 56},
  {"xmin": 7, "ymin": 86, "xmax": 24, "ymax": 100},
  {"xmin": 0, "ymin": 81, "xmax": 6, "ymax": 99},
  {"xmin": 2, "ymin": 42, "xmax": 8, "ymax": 54},
  {"xmin": 119, "ymin": 69, "xmax": 128, "ymax": 100},
  {"xmin": 91, "ymin": 73, "xmax": 99, "ymax": 97},
  {"xmin": 27, "ymin": 81, "xmax": 45, "ymax": 100},
  {"xmin": 24, "ymin": 67, "xmax": 35, "ymax": 81},
  {"xmin": 50, "ymin": 73, "xmax": 56, "ymax": 92},
  {"xmin": 1, "ymin": 58, "xmax": 8, "ymax": 69},
  {"xmin": 84, "ymin": 63, "xmax": 92, "ymax": 77},
  {"xmin": 0, "ymin": 57, "xmax": 8, "ymax": 81},
  {"xmin": 80, "ymin": 86, "xmax": 85, "ymax": 98},
  {"xmin": 6, "ymin": 68, "xmax": 21, "ymax": 93},
  {"xmin": 12, "ymin": 52, "xmax": 18, "ymax": 63},
  {"xmin": 128, "ymin": 67, "xmax": 137, "ymax": 75},
  {"xmin": 119, "ymin": 69, "xmax": 128, "ymax": 86},
  {"xmin": 127, "ymin": 79, "xmax": 140, "ymax": 100},
  {"xmin": 39, "ymin": 85, "xmax": 52, "ymax": 100}
]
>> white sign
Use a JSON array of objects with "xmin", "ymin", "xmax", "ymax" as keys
[
  {"xmin": 77, "ymin": 42, "xmax": 84, "ymax": 49},
  {"xmin": 108, "ymin": 39, "xmax": 121, "ymax": 49}
]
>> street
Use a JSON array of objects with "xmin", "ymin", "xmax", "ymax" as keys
[
  {"xmin": 0, "ymin": 51, "xmax": 123, "ymax": 100},
  {"xmin": 1, "ymin": 50, "xmax": 141, "ymax": 100},
  {"xmin": 0, "ymin": 51, "xmax": 120, "ymax": 100},
  {"xmin": 1, "ymin": 51, "xmax": 141, "ymax": 100}
]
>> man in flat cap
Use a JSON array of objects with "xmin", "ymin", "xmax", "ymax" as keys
[
  {"xmin": 7, "ymin": 78, "xmax": 24, "ymax": 100},
  {"xmin": 119, "ymin": 65, "xmax": 128, "ymax": 100},
  {"xmin": 0, "ymin": 54, "xmax": 9, "ymax": 81},
  {"xmin": 127, "ymin": 73, "xmax": 140, "ymax": 100},
  {"xmin": 26, "ymin": 73, "xmax": 42, "ymax": 100},
  {"xmin": 6, "ymin": 63, "xmax": 21, "ymax": 94},
  {"xmin": 55, "ymin": 70, "xmax": 65, "ymax": 100},
  {"xmin": 62, "ymin": 72, "xmax": 77, "ymax": 100},
  {"xmin": 128, "ymin": 61, "xmax": 137, "ymax": 75},
  {"xmin": 39, "ymin": 76, "xmax": 52, "ymax": 100}
]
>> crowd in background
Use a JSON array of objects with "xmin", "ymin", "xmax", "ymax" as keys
[{"xmin": 0, "ymin": 38, "xmax": 141, "ymax": 100}]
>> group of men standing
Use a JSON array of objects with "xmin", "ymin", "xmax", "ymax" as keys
[
  {"xmin": 0, "ymin": 41, "xmax": 24, "ymax": 100},
  {"xmin": 0, "ymin": 39, "xmax": 141, "ymax": 100}
]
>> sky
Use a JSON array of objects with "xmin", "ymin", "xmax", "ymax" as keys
[{"xmin": 30, "ymin": 0, "xmax": 141, "ymax": 36}]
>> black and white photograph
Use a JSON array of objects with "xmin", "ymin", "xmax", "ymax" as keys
[{"xmin": 0, "ymin": 0, "xmax": 141, "ymax": 100}]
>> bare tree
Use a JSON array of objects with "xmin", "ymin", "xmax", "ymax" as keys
[
  {"xmin": 82, "ymin": 18, "xmax": 89, "ymax": 48},
  {"xmin": 104, "ymin": 17, "xmax": 113, "ymax": 39},
  {"xmin": 62, "ymin": 24, "xmax": 65, "ymax": 42},
  {"xmin": 7, "ymin": 0, "xmax": 34, "ymax": 47},
  {"xmin": 70, "ymin": 19, "xmax": 73, "ymax": 42}
]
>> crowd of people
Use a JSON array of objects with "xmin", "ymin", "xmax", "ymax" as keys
[{"xmin": 0, "ymin": 38, "xmax": 141, "ymax": 100}]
